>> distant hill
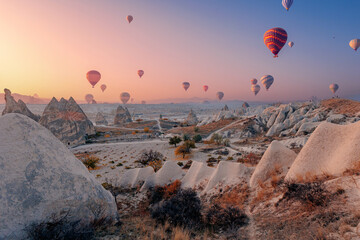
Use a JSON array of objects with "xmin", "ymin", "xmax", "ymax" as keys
[{"xmin": 0, "ymin": 93, "xmax": 50, "ymax": 104}]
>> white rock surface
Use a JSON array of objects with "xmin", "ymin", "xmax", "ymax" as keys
[
  {"xmin": 285, "ymin": 121, "xmax": 360, "ymax": 182},
  {"xmin": 250, "ymin": 141, "xmax": 297, "ymax": 188},
  {"xmin": 116, "ymin": 167, "xmax": 154, "ymax": 189},
  {"xmin": 141, "ymin": 161, "xmax": 185, "ymax": 191},
  {"xmin": 181, "ymin": 161, "xmax": 215, "ymax": 189},
  {"xmin": 0, "ymin": 114, "xmax": 118, "ymax": 239}
]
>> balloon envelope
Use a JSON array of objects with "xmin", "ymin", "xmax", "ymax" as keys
[
  {"xmin": 120, "ymin": 92, "xmax": 131, "ymax": 104},
  {"xmin": 329, "ymin": 84, "xmax": 339, "ymax": 94},
  {"xmin": 288, "ymin": 41, "xmax": 294, "ymax": 48},
  {"xmin": 85, "ymin": 94, "xmax": 94, "ymax": 104},
  {"xmin": 100, "ymin": 84, "xmax": 107, "ymax": 92},
  {"xmin": 251, "ymin": 85, "xmax": 261, "ymax": 96},
  {"xmin": 86, "ymin": 70, "xmax": 101, "ymax": 88},
  {"xmin": 264, "ymin": 28, "xmax": 288, "ymax": 57},
  {"xmin": 349, "ymin": 39, "xmax": 360, "ymax": 51},
  {"xmin": 138, "ymin": 70, "xmax": 144, "ymax": 78},
  {"xmin": 182, "ymin": 82, "xmax": 190, "ymax": 91},
  {"xmin": 216, "ymin": 92, "xmax": 224, "ymax": 101},
  {"xmin": 282, "ymin": 0, "xmax": 294, "ymax": 11},
  {"xmin": 260, "ymin": 75, "xmax": 274, "ymax": 90},
  {"xmin": 126, "ymin": 15, "xmax": 133, "ymax": 23},
  {"xmin": 203, "ymin": 85, "xmax": 209, "ymax": 92},
  {"xmin": 250, "ymin": 78, "xmax": 258, "ymax": 85}
]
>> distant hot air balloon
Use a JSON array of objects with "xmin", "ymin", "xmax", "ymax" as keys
[
  {"xmin": 288, "ymin": 41, "xmax": 294, "ymax": 48},
  {"xmin": 216, "ymin": 92, "xmax": 224, "ymax": 101},
  {"xmin": 182, "ymin": 82, "xmax": 190, "ymax": 91},
  {"xmin": 100, "ymin": 84, "xmax": 107, "ymax": 92},
  {"xmin": 250, "ymin": 78, "xmax": 258, "ymax": 85},
  {"xmin": 251, "ymin": 85, "xmax": 261, "ymax": 96},
  {"xmin": 260, "ymin": 75, "xmax": 274, "ymax": 91},
  {"xmin": 264, "ymin": 28, "xmax": 288, "ymax": 58},
  {"xmin": 120, "ymin": 92, "xmax": 131, "ymax": 104},
  {"xmin": 203, "ymin": 85, "xmax": 209, "ymax": 92},
  {"xmin": 282, "ymin": 0, "xmax": 294, "ymax": 11},
  {"xmin": 141, "ymin": 100, "xmax": 146, "ymax": 104},
  {"xmin": 86, "ymin": 70, "xmax": 101, "ymax": 88},
  {"xmin": 138, "ymin": 70, "xmax": 144, "ymax": 78},
  {"xmin": 126, "ymin": 15, "xmax": 133, "ymax": 23},
  {"xmin": 85, "ymin": 94, "xmax": 94, "ymax": 104},
  {"xmin": 329, "ymin": 84, "xmax": 339, "ymax": 94},
  {"xmin": 349, "ymin": 39, "xmax": 360, "ymax": 51}
]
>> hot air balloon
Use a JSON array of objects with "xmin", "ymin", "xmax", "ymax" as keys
[
  {"xmin": 251, "ymin": 85, "xmax": 261, "ymax": 96},
  {"xmin": 329, "ymin": 84, "xmax": 339, "ymax": 94},
  {"xmin": 182, "ymin": 82, "xmax": 190, "ymax": 91},
  {"xmin": 216, "ymin": 92, "xmax": 224, "ymax": 101},
  {"xmin": 282, "ymin": 0, "xmax": 294, "ymax": 11},
  {"xmin": 264, "ymin": 28, "xmax": 288, "ymax": 58},
  {"xmin": 127, "ymin": 15, "xmax": 133, "ymax": 23},
  {"xmin": 203, "ymin": 85, "xmax": 209, "ymax": 92},
  {"xmin": 100, "ymin": 84, "xmax": 107, "ymax": 92},
  {"xmin": 120, "ymin": 92, "xmax": 130, "ymax": 104},
  {"xmin": 250, "ymin": 78, "xmax": 258, "ymax": 85},
  {"xmin": 260, "ymin": 75, "xmax": 274, "ymax": 91},
  {"xmin": 288, "ymin": 41, "xmax": 294, "ymax": 48},
  {"xmin": 86, "ymin": 70, "xmax": 101, "ymax": 88},
  {"xmin": 141, "ymin": 100, "xmax": 146, "ymax": 104},
  {"xmin": 349, "ymin": 39, "xmax": 360, "ymax": 51},
  {"xmin": 138, "ymin": 70, "xmax": 144, "ymax": 78},
  {"xmin": 85, "ymin": 94, "xmax": 94, "ymax": 104}
]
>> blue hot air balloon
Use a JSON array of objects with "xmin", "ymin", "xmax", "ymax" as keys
[{"xmin": 282, "ymin": 0, "xmax": 294, "ymax": 11}]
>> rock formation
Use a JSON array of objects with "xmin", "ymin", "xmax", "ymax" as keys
[
  {"xmin": 39, "ymin": 97, "xmax": 95, "ymax": 146},
  {"xmin": 1, "ymin": 88, "xmax": 40, "ymax": 121},
  {"xmin": 0, "ymin": 113, "xmax": 118, "ymax": 239},
  {"xmin": 222, "ymin": 105, "xmax": 229, "ymax": 111},
  {"xmin": 185, "ymin": 109, "xmax": 199, "ymax": 125},
  {"xmin": 114, "ymin": 105, "xmax": 132, "ymax": 125},
  {"xmin": 95, "ymin": 112, "xmax": 108, "ymax": 126},
  {"xmin": 242, "ymin": 102, "xmax": 250, "ymax": 108}
]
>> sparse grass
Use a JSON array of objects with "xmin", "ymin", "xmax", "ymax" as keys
[{"xmin": 82, "ymin": 155, "xmax": 100, "ymax": 170}]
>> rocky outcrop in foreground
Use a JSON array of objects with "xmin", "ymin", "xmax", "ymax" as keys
[
  {"xmin": 95, "ymin": 112, "xmax": 108, "ymax": 126},
  {"xmin": 39, "ymin": 97, "xmax": 95, "ymax": 146},
  {"xmin": 1, "ymin": 88, "xmax": 40, "ymax": 121},
  {"xmin": 114, "ymin": 105, "xmax": 132, "ymax": 125},
  {"xmin": 0, "ymin": 113, "xmax": 117, "ymax": 239}
]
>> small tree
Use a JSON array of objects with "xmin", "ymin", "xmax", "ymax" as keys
[
  {"xmin": 138, "ymin": 150, "xmax": 164, "ymax": 171},
  {"xmin": 194, "ymin": 126, "xmax": 199, "ymax": 133},
  {"xmin": 169, "ymin": 136, "xmax": 181, "ymax": 147},
  {"xmin": 192, "ymin": 134, "xmax": 202, "ymax": 143},
  {"xmin": 175, "ymin": 140, "xmax": 196, "ymax": 159},
  {"xmin": 183, "ymin": 134, "xmax": 190, "ymax": 141},
  {"xmin": 211, "ymin": 133, "xmax": 223, "ymax": 145}
]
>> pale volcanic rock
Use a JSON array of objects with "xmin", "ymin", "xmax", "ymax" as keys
[
  {"xmin": 39, "ymin": 97, "xmax": 95, "ymax": 146},
  {"xmin": 95, "ymin": 112, "xmax": 108, "ymax": 126},
  {"xmin": 2, "ymin": 88, "xmax": 40, "ymax": 121},
  {"xmin": 0, "ymin": 113, "xmax": 117, "ymax": 239},
  {"xmin": 114, "ymin": 105, "xmax": 132, "ymax": 125}
]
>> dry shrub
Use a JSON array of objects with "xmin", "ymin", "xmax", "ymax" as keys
[
  {"xmin": 212, "ymin": 184, "xmax": 249, "ymax": 210},
  {"xmin": 237, "ymin": 153, "xmax": 262, "ymax": 166},
  {"xmin": 82, "ymin": 155, "xmax": 100, "ymax": 170},
  {"xmin": 343, "ymin": 161, "xmax": 360, "ymax": 176},
  {"xmin": 172, "ymin": 227, "xmax": 191, "ymax": 240},
  {"xmin": 163, "ymin": 180, "xmax": 182, "ymax": 199},
  {"xmin": 144, "ymin": 127, "xmax": 150, "ymax": 133},
  {"xmin": 204, "ymin": 204, "xmax": 248, "ymax": 231}
]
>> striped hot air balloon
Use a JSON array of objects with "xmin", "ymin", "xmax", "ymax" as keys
[
  {"xmin": 260, "ymin": 75, "xmax": 274, "ymax": 91},
  {"xmin": 250, "ymin": 78, "xmax": 258, "ymax": 85},
  {"xmin": 282, "ymin": 0, "xmax": 294, "ymax": 11},
  {"xmin": 264, "ymin": 28, "xmax": 288, "ymax": 58}
]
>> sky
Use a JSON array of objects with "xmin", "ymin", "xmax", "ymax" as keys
[{"xmin": 0, "ymin": 0, "xmax": 359, "ymax": 103}]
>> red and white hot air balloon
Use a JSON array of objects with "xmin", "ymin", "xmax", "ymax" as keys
[
  {"xmin": 126, "ymin": 15, "xmax": 133, "ymax": 23},
  {"xmin": 137, "ymin": 70, "xmax": 144, "ymax": 78},
  {"xmin": 203, "ymin": 85, "xmax": 209, "ymax": 92},
  {"xmin": 86, "ymin": 70, "xmax": 101, "ymax": 88},
  {"xmin": 100, "ymin": 84, "xmax": 107, "ymax": 92}
]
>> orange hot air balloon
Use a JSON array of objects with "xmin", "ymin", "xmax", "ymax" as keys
[
  {"xmin": 203, "ymin": 85, "xmax": 209, "ymax": 92},
  {"xmin": 86, "ymin": 70, "xmax": 101, "ymax": 88},
  {"xmin": 182, "ymin": 82, "xmax": 190, "ymax": 91},
  {"xmin": 264, "ymin": 28, "xmax": 288, "ymax": 58},
  {"xmin": 138, "ymin": 70, "xmax": 144, "ymax": 78},
  {"xmin": 329, "ymin": 84, "xmax": 339, "ymax": 94},
  {"xmin": 100, "ymin": 84, "xmax": 107, "ymax": 92},
  {"xmin": 127, "ymin": 15, "xmax": 133, "ymax": 23}
]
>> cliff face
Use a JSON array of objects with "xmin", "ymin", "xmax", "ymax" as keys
[{"xmin": 39, "ymin": 97, "xmax": 95, "ymax": 146}]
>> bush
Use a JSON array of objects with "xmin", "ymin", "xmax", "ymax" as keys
[
  {"xmin": 138, "ymin": 150, "xmax": 164, "ymax": 166},
  {"xmin": 175, "ymin": 141, "xmax": 195, "ymax": 159},
  {"xmin": 148, "ymin": 180, "xmax": 182, "ymax": 205},
  {"xmin": 211, "ymin": 134, "xmax": 223, "ymax": 145},
  {"xmin": 82, "ymin": 156, "xmax": 100, "ymax": 170},
  {"xmin": 169, "ymin": 136, "xmax": 182, "ymax": 147},
  {"xmin": 204, "ymin": 204, "xmax": 248, "ymax": 231},
  {"xmin": 144, "ymin": 127, "xmax": 150, "ymax": 133},
  {"xmin": 150, "ymin": 189, "xmax": 202, "ymax": 229},
  {"xmin": 182, "ymin": 160, "xmax": 193, "ymax": 169},
  {"xmin": 194, "ymin": 126, "xmax": 199, "ymax": 133},
  {"xmin": 183, "ymin": 134, "xmax": 190, "ymax": 141},
  {"xmin": 177, "ymin": 162, "xmax": 184, "ymax": 167},
  {"xmin": 192, "ymin": 134, "xmax": 202, "ymax": 143}
]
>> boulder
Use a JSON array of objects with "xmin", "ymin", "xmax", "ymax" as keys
[
  {"xmin": 250, "ymin": 141, "xmax": 297, "ymax": 188},
  {"xmin": 326, "ymin": 114, "xmax": 346, "ymax": 124},
  {"xmin": 114, "ymin": 106, "xmax": 132, "ymax": 125},
  {"xmin": 39, "ymin": 97, "xmax": 95, "ymax": 147},
  {"xmin": 0, "ymin": 113, "xmax": 118, "ymax": 239},
  {"xmin": 181, "ymin": 161, "xmax": 215, "ymax": 189},
  {"xmin": 1, "ymin": 88, "xmax": 40, "ymax": 121},
  {"xmin": 266, "ymin": 123, "xmax": 286, "ymax": 137},
  {"xmin": 295, "ymin": 122, "xmax": 322, "ymax": 136},
  {"xmin": 95, "ymin": 112, "xmax": 108, "ymax": 126},
  {"xmin": 185, "ymin": 109, "xmax": 199, "ymax": 125}
]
